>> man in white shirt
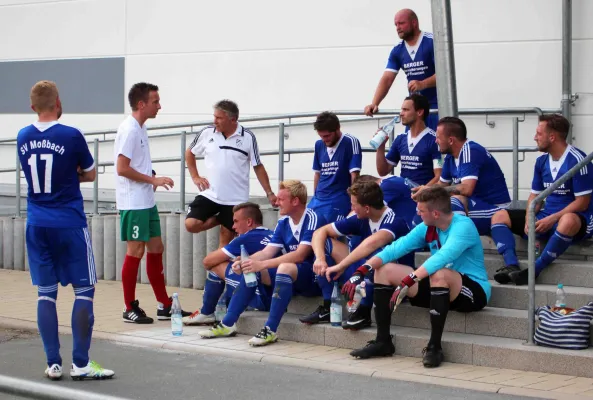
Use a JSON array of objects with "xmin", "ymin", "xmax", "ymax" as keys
[
  {"xmin": 114, "ymin": 82, "xmax": 190, "ymax": 324},
  {"xmin": 185, "ymin": 99, "xmax": 277, "ymax": 247}
]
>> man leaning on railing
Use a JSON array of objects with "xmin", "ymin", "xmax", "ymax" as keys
[{"xmin": 491, "ymin": 114, "xmax": 593, "ymax": 286}]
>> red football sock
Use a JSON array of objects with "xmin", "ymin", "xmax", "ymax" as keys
[
  {"xmin": 122, "ymin": 255, "xmax": 141, "ymax": 311},
  {"xmin": 146, "ymin": 252, "xmax": 171, "ymax": 307}
]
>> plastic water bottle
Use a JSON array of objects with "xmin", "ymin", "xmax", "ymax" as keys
[
  {"xmin": 347, "ymin": 281, "xmax": 367, "ymax": 313},
  {"xmin": 171, "ymin": 293, "xmax": 183, "ymax": 337},
  {"xmin": 555, "ymin": 283, "xmax": 567, "ymax": 308},
  {"xmin": 404, "ymin": 178, "xmax": 421, "ymax": 189},
  {"xmin": 330, "ymin": 282, "xmax": 343, "ymax": 327},
  {"xmin": 215, "ymin": 287, "xmax": 227, "ymax": 322},
  {"xmin": 369, "ymin": 116, "xmax": 401, "ymax": 149},
  {"xmin": 241, "ymin": 245, "xmax": 258, "ymax": 288},
  {"xmin": 535, "ymin": 241, "xmax": 541, "ymax": 258}
]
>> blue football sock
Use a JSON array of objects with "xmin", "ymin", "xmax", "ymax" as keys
[
  {"xmin": 450, "ymin": 197, "xmax": 466, "ymax": 215},
  {"xmin": 265, "ymin": 273, "xmax": 294, "ymax": 332},
  {"xmin": 223, "ymin": 276, "xmax": 257, "ymax": 326},
  {"xmin": 224, "ymin": 270, "xmax": 240, "ymax": 304},
  {"xmin": 72, "ymin": 286, "xmax": 95, "ymax": 368},
  {"xmin": 37, "ymin": 284, "xmax": 61, "ymax": 367},
  {"xmin": 536, "ymin": 231, "xmax": 573, "ymax": 275},
  {"xmin": 491, "ymin": 223, "xmax": 519, "ymax": 267},
  {"xmin": 317, "ymin": 274, "xmax": 333, "ymax": 302},
  {"xmin": 201, "ymin": 271, "xmax": 225, "ymax": 315}
]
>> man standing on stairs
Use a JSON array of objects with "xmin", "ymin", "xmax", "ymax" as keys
[
  {"xmin": 184, "ymin": 100, "xmax": 277, "ymax": 248},
  {"xmin": 114, "ymin": 82, "xmax": 191, "ymax": 324},
  {"xmin": 364, "ymin": 9, "xmax": 439, "ymax": 131},
  {"xmin": 491, "ymin": 114, "xmax": 593, "ymax": 286},
  {"xmin": 18, "ymin": 80, "xmax": 114, "ymax": 380},
  {"xmin": 179, "ymin": 202, "xmax": 273, "ymax": 337},
  {"xmin": 413, "ymin": 117, "xmax": 511, "ymax": 236},
  {"xmin": 309, "ymin": 179, "xmax": 413, "ymax": 330},
  {"xmin": 349, "ymin": 186, "xmax": 490, "ymax": 368},
  {"xmin": 233, "ymin": 180, "xmax": 325, "ymax": 346},
  {"xmin": 308, "ymin": 111, "xmax": 362, "ymax": 224}
]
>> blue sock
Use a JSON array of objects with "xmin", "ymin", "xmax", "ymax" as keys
[
  {"xmin": 37, "ymin": 284, "xmax": 61, "ymax": 367},
  {"xmin": 491, "ymin": 223, "xmax": 519, "ymax": 267},
  {"xmin": 201, "ymin": 271, "xmax": 224, "ymax": 315},
  {"xmin": 223, "ymin": 276, "xmax": 257, "ymax": 326},
  {"xmin": 224, "ymin": 270, "xmax": 240, "ymax": 304},
  {"xmin": 450, "ymin": 197, "xmax": 466, "ymax": 215},
  {"xmin": 265, "ymin": 273, "xmax": 293, "ymax": 332},
  {"xmin": 72, "ymin": 286, "xmax": 95, "ymax": 368},
  {"xmin": 360, "ymin": 279, "xmax": 374, "ymax": 307},
  {"xmin": 536, "ymin": 231, "xmax": 573, "ymax": 275},
  {"xmin": 317, "ymin": 274, "xmax": 333, "ymax": 302}
]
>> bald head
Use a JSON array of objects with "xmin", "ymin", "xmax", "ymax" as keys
[{"xmin": 394, "ymin": 8, "xmax": 420, "ymax": 41}]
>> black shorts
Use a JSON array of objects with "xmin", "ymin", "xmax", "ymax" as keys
[
  {"xmin": 186, "ymin": 195, "xmax": 235, "ymax": 231},
  {"xmin": 506, "ymin": 209, "xmax": 589, "ymax": 241},
  {"xmin": 409, "ymin": 272, "xmax": 487, "ymax": 313}
]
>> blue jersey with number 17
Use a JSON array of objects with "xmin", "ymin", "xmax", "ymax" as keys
[{"xmin": 17, "ymin": 121, "xmax": 94, "ymax": 228}]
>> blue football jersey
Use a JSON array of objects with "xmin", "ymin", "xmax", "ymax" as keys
[
  {"xmin": 386, "ymin": 32, "xmax": 437, "ymax": 107},
  {"xmin": 269, "ymin": 209, "xmax": 326, "ymax": 264},
  {"xmin": 222, "ymin": 227, "xmax": 274, "ymax": 259},
  {"xmin": 531, "ymin": 145, "xmax": 593, "ymax": 214},
  {"xmin": 386, "ymin": 128, "xmax": 441, "ymax": 185},
  {"xmin": 312, "ymin": 134, "xmax": 362, "ymax": 201},
  {"xmin": 17, "ymin": 122, "xmax": 94, "ymax": 228},
  {"xmin": 332, "ymin": 208, "xmax": 414, "ymax": 266},
  {"xmin": 441, "ymin": 141, "xmax": 511, "ymax": 206},
  {"xmin": 380, "ymin": 176, "xmax": 418, "ymax": 227}
]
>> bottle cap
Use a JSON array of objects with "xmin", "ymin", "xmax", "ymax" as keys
[{"xmin": 557, "ymin": 283, "xmax": 563, "ymax": 289}]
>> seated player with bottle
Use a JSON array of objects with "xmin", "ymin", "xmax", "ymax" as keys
[
  {"xmin": 310, "ymin": 179, "xmax": 414, "ymax": 330},
  {"xmin": 491, "ymin": 114, "xmax": 593, "ymax": 286},
  {"xmin": 233, "ymin": 180, "xmax": 326, "ymax": 346},
  {"xmin": 181, "ymin": 203, "xmax": 274, "ymax": 338}
]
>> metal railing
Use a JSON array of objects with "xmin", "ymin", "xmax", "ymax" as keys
[
  {"xmin": 0, "ymin": 374, "xmax": 132, "ymax": 400},
  {"xmin": 3, "ymin": 106, "xmax": 559, "ymax": 218},
  {"xmin": 526, "ymin": 150, "xmax": 593, "ymax": 344}
]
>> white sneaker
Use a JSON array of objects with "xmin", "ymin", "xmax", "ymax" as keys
[
  {"xmin": 199, "ymin": 322, "xmax": 237, "ymax": 338},
  {"xmin": 44, "ymin": 364, "xmax": 62, "ymax": 380},
  {"xmin": 248, "ymin": 326, "xmax": 278, "ymax": 346},
  {"xmin": 183, "ymin": 311, "xmax": 215, "ymax": 326},
  {"xmin": 70, "ymin": 361, "xmax": 115, "ymax": 380}
]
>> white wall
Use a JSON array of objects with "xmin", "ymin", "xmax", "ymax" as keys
[{"xmin": 0, "ymin": 0, "xmax": 591, "ymax": 201}]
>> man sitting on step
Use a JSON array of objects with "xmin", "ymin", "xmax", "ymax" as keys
[
  {"xmin": 234, "ymin": 180, "xmax": 325, "ymax": 346},
  {"xmin": 491, "ymin": 114, "xmax": 593, "ymax": 286},
  {"xmin": 182, "ymin": 202, "xmax": 274, "ymax": 337},
  {"xmin": 350, "ymin": 186, "xmax": 490, "ymax": 368},
  {"xmin": 309, "ymin": 179, "xmax": 413, "ymax": 330}
]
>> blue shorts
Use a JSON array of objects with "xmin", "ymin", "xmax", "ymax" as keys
[
  {"xmin": 26, "ymin": 225, "xmax": 97, "ymax": 287},
  {"xmin": 466, "ymin": 196, "xmax": 506, "ymax": 236},
  {"xmin": 224, "ymin": 262, "xmax": 273, "ymax": 311},
  {"xmin": 268, "ymin": 262, "xmax": 321, "ymax": 297},
  {"xmin": 308, "ymin": 196, "xmax": 351, "ymax": 224},
  {"xmin": 510, "ymin": 209, "xmax": 593, "ymax": 242}
]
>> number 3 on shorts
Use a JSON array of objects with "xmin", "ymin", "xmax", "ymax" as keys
[{"xmin": 132, "ymin": 225, "xmax": 139, "ymax": 239}]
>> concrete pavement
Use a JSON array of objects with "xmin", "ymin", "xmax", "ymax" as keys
[{"xmin": 1, "ymin": 269, "xmax": 592, "ymax": 399}]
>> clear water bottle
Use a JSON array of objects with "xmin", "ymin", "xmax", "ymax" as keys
[
  {"xmin": 215, "ymin": 286, "xmax": 227, "ymax": 322},
  {"xmin": 404, "ymin": 178, "xmax": 420, "ymax": 189},
  {"xmin": 347, "ymin": 281, "xmax": 367, "ymax": 313},
  {"xmin": 171, "ymin": 293, "xmax": 183, "ymax": 337},
  {"xmin": 369, "ymin": 116, "xmax": 401, "ymax": 149},
  {"xmin": 535, "ymin": 241, "xmax": 541, "ymax": 258},
  {"xmin": 555, "ymin": 283, "xmax": 567, "ymax": 308},
  {"xmin": 241, "ymin": 244, "xmax": 258, "ymax": 288},
  {"xmin": 330, "ymin": 282, "xmax": 343, "ymax": 327}
]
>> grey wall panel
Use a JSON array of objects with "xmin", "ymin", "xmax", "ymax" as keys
[{"xmin": 0, "ymin": 57, "xmax": 125, "ymax": 114}]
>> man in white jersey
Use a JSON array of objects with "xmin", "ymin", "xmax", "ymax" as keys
[
  {"xmin": 185, "ymin": 100, "xmax": 277, "ymax": 247},
  {"xmin": 114, "ymin": 82, "xmax": 190, "ymax": 324}
]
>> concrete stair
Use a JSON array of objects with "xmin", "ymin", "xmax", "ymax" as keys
[{"xmin": 234, "ymin": 236, "xmax": 593, "ymax": 377}]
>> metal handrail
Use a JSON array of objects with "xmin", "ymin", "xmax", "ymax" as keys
[
  {"xmin": 0, "ymin": 374, "xmax": 131, "ymax": 400},
  {"xmin": 526, "ymin": 150, "xmax": 593, "ymax": 344}
]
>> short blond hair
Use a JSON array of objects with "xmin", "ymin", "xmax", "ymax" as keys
[
  {"xmin": 30, "ymin": 81, "xmax": 59, "ymax": 113},
  {"xmin": 279, "ymin": 180, "xmax": 307, "ymax": 205}
]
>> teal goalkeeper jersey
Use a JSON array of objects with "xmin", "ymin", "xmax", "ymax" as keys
[{"xmin": 375, "ymin": 213, "xmax": 491, "ymax": 301}]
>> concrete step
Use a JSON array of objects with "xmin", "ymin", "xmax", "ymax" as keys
[
  {"xmin": 488, "ymin": 280, "xmax": 593, "ymax": 310},
  {"xmin": 481, "ymin": 235, "xmax": 593, "ymax": 261},
  {"xmin": 235, "ymin": 312, "xmax": 593, "ymax": 377},
  {"xmin": 415, "ymin": 252, "xmax": 593, "ymax": 288}
]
